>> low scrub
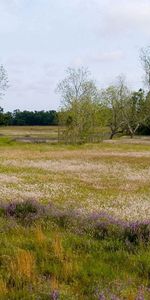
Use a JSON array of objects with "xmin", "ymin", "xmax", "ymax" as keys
[{"xmin": 0, "ymin": 199, "xmax": 150, "ymax": 246}]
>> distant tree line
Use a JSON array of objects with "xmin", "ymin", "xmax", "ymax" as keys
[{"xmin": 0, "ymin": 109, "xmax": 58, "ymax": 126}]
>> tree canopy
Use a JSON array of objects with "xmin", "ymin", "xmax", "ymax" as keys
[{"xmin": 57, "ymin": 67, "xmax": 103, "ymax": 143}]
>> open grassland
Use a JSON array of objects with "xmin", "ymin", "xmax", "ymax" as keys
[
  {"xmin": 0, "ymin": 127, "xmax": 150, "ymax": 299},
  {"xmin": 0, "ymin": 126, "xmax": 59, "ymax": 137},
  {"xmin": 0, "ymin": 131, "xmax": 150, "ymax": 221}
]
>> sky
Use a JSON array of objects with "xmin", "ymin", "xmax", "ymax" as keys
[{"xmin": 0, "ymin": 0, "xmax": 150, "ymax": 111}]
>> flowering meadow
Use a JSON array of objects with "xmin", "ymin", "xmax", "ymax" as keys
[{"xmin": 0, "ymin": 127, "xmax": 150, "ymax": 299}]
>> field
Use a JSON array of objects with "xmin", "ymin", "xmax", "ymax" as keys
[{"xmin": 0, "ymin": 126, "xmax": 150, "ymax": 299}]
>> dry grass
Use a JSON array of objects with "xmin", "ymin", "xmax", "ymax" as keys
[
  {"xmin": 0, "ymin": 279, "xmax": 8, "ymax": 296},
  {"xmin": 0, "ymin": 125, "xmax": 58, "ymax": 137},
  {"xmin": 50, "ymin": 275, "xmax": 59, "ymax": 291},
  {"xmin": 34, "ymin": 226, "xmax": 46, "ymax": 245},
  {"xmin": 52, "ymin": 233, "xmax": 64, "ymax": 260},
  {"xmin": 9, "ymin": 249, "xmax": 36, "ymax": 282},
  {"xmin": 0, "ymin": 132, "xmax": 150, "ymax": 221}
]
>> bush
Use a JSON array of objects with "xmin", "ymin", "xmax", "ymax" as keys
[{"xmin": 3, "ymin": 199, "xmax": 45, "ymax": 222}]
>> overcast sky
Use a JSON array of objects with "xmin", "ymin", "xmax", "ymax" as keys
[{"xmin": 0, "ymin": 0, "xmax": 150, "ymax": 111}]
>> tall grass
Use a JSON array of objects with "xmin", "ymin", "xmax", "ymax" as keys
[{"xmin": 0, "ymin": 200, "xmax": 149, "ymax": 299}]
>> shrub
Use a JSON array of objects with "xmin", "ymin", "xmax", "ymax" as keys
[{"xmin": 3, "ymin": 199, "xmax": 45, "ymax": 222}]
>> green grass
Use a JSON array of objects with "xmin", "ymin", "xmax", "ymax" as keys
[{"xmin": 0, "ymin": 216, "xmax": 149, "ymax": 299}]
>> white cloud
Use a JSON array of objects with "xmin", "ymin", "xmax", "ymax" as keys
[
  {"xmin": 103, "ymin": 0, "xmax": 150, "ymax": 36},
  {"xmin": 89, "ymin": 51, "xmax": 124, "ymax": 63},
  {"xmin": 0, "ymin": 0, "xmax": 30, "ymax": 10},
  {"xmin": 72, "ymin": 51, "xmax": 124, "ymax": 67}
]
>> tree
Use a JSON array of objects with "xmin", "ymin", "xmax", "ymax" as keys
[
  {"xmin": 122, "ymin": 89, "xmax": 147, "ymax": 138},
  {"xmin": 137, "ymin": 91, "xmax": 150, "ymax": 134},
  {"xmin": 56, "ymin": 67, "xmax": 98, "ymax": 107},
  {"xmin": 140, "ymin": 47, "xmax": 150, "ymax": 90},
  {"xmin": 100, "ymin": 76, "xmax": 130, "ymax": 139},
  {"xmin": 56, "ymin": 67, "xmax": 102, "ymax": 143},
  {"xmin": 0, "ymin": 65, "xmax": 9, "ymax": 98}
]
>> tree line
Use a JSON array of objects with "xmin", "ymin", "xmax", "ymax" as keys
[
  {"xmin": 56, "ymin": 47, "xmax": 150, "ymax": 141},
  {"xmin": 57, "ymin": 69, "xmax": 150, "ymax": 141},
  {"xmin": 0, "ymin": 109, "xmax": 58, "ymax": 126}
]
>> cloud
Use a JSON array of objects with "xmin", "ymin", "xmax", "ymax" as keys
[
  {"xmin": 0, "ymin": 0, "xmax": 30, "ymax": 10},
  {"xmin": 0, "ymin": 0, "xmax": 35, "ymax": 34},
  {"xmin": 88, "ymin": 51, "xmax": 124, "ymax": 63},
  {"xmin": 73, "ymin": 0, "xmax": 150, "ymax": 38},
  {"xmin": 6, "ymin": 56, "xmax": 35, "ymax": 68},
  {"xmin": 4, "ymin": 56, "xmax": 61, "ymax": 105},
  {"xmin": 72, "ymin": 51, "xmax": 124, "ymax": 67},
  {"xmin": 102, "ymin": 0, "xmax": 150, "ymax": 36}
]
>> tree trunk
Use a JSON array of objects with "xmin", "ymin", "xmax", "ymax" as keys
[
  {"xmin": 130, "ymin": 133, "xmax": 134, "ymax": 139},
  {"xmin": 110, "ymin": 132, "xmax": 115, "ymax": 139},
  {"xmin": 110, "ymin": 129, "xmax": 123, "ymax": 139}
]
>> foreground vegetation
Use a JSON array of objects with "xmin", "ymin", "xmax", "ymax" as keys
[{"xmin": 0, "ymin": 199, "xmax": 150, "ymax": 299}]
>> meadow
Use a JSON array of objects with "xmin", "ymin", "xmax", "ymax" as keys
[{"xmin": 0, "ymin": 126, "xmax": 150, "ymax": 299}]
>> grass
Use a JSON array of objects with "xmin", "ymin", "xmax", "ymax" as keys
[
  {"xmin": 0, "ymin": 212, "xmax": 150, "ymax": 299},
  {"xmin": 0, "ymin": 138, "xmax": 150, "ymax": 220},
  {"xmin": 0, "ymin": 125, "xmax": 59, "ymax": 137},
  {"xmin": 0, "ymin": 127, "xmax": 150, "ymax": 298}
]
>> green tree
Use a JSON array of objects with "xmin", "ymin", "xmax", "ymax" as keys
[
  {"xmin": 122, "ymin": 89, "xmax": 147, "ymax": 138},
  {"xmin": 100, "ymin": 76, "xmax": 130, "ymax": 139},
  {"xmin": 56, "ymin": 67, "xmax": 102, "ymax": 143},
  {"xmin": 138, "ymin": 91, "xmax": 150, "ymax": 133}
]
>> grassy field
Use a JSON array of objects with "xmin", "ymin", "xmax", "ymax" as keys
[
  {"xmin": 0, "ymin": 127, "xmax": 150, "ymax": 299},
  {"xmin": 0, "ymin": 126, "xmax": 59, "ymax": 137}
]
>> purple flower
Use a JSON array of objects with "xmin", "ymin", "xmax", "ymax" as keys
[
  {"xmin": 98, "ymin": 292, "xmax": 106, "ymax": 300},
  {"xmin": 135, "ymin": 288, "xmax": 145, "ymax": 300},
  {"xmin": 51, "ymin": 290, "xmax": 59, "ymax": 300}
]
